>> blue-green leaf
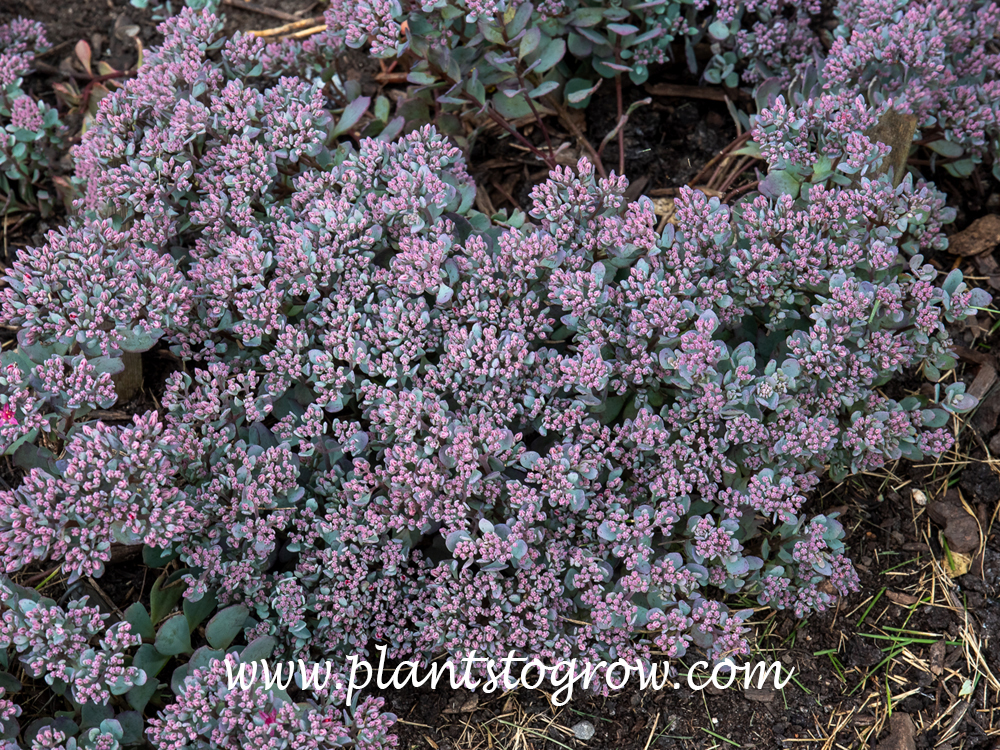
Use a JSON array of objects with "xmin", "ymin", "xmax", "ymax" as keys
[
  {"xmin": 155, "ymin": 613, "xmax": 192, "ymax": 656},
  {"xmin": 205, "ymin": 604, "xmax": 250, "ymax": 650},
  {"xmin": 519, "ymin": 27, "xmax": 541, "ymax": 59},
  {"xmin": 534, "ymin": 39, "xmax": 565, "ymax": 73},
  {"xmin": 492, "ymin": 91, "xmax": 533, "ymax": 119},
  {"xmin": 183, "ymin": 589, "xmax": 218, "ymax": 632},
  {"xmin": 708, "ymin": 20, "xmax": 730, "ymax": 40},
  {"xmin": 925, "ymin": 139, "xmax": 964, "ymax": 158},
  {"xmin": 330, "ymin": 96, "xmax": 370, "ymax": 138},
  {"xmin": 529, "ymin": 80, "xmax": 560, "ymax": 99},
  {"xmin": 123, "ymin": 602, "xmax": 155, "ymax": 642}
]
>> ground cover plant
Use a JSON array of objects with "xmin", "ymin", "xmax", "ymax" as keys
[
  {"xmin": 0, "ymin": 17, "xmax": 64, "ymax": 217},
  {"xmin": 0, "ymin": 1, "xmax": 997, "ymax": 749},
  {"xmin": 303, "ymin": 0, "xmax": 1000, "ymax": 177}
]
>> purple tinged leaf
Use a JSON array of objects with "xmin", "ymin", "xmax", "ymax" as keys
[{"xmin": 330, "ymin": 96, "xmax": 371, "ymax": 138}]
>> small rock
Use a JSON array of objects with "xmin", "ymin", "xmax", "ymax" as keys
[
  {"xmin": 744, "ymin": 686, "xmax": 775, "ymax": 702},
  {"xmin": 876, "ymin": 713, "xmax": 917, "ymax": 750},
  {"xmin": 969, "ymin": 363, "xmax": 998, "ymax": 401},
  {"xmin": 847, "ymin": 635, "xmax": 881, "ymax": 668},
  {"xmin": 925, "ymin": 607, "xmax": 953, "ymax": 631},
  {"xmin": 571, "ymin": 721, "xmax": 595, "ymax": 741},
  {"xmin": 958, "ymin": 462, "xmax": 1000, "ymax": 504},
  {"xmin": 974, "ymin": 387, "xmax": 1000, "ymax": 434},
  {"xmin": 948, "ymin": 214, "xmax": 1000, "ymax": 256},
  {"xmin": 927, "ymin": 500, "xmax": 981, "ymax": 553},
  {"xmin": 898, "ymin": 694, "xmax": 930, "ymax": 714},
  {"xmin": 929, "ymin": 641, "xmax": 946, "ymax": 676},
  {"xmin": 990, "ymin": 432, "xmax": 1000, "ymax": 456},
  {"xmin": 886, "ymin": 590, "xmax": 920, "ymax": 607},
  {"xmin": 865, "ymin": 109, "xmax": 918, "ymax": 186}
]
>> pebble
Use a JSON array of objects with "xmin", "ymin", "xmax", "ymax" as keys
[{"xmin": 571, "ymin": 721, "xmax": 596, "ymax": 741}]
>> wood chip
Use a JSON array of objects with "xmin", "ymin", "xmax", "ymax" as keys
[
  {"xmin": 886, "ymin": 590, "xmax": 920, "ymax": 606},
  {"xmin": 443, "ymin": 694, "xmax": 479, "ymax": 714},
  {"xmin": 876, "ymin": 713, "xmax": 916, "ymax": 750},
  {"xmin": 624, "ymin": 175, "xmax": 650, "ymax": 201},
  {"xmin": 644, "ymin": 82, "xmax": 729, "ymax": 102},
  {"xmin": 929, "ymin": 641, "xmax": 946, "ymax": 676},
  {"xmin": 975, "ymin": 251, "xmax": 1000, "ymax": 275},
  {"xmin": 948, "ymin": 214, "xmax": 1000, "ymax": 257},
  {"xmin": 952, "ymin": 344, "xmax": 995, "ymax": 367},
  {"xmin": 651, "ymin": 198, "xmax": 676, "ymax": 218},
  {"xmin": 865, "ymin": 109, "xmax": 918, "ymax": 187},
  {"xmin": 223, "ymin": 0, "xmax": 300, "ymax": 21},
  {"xmin": 969, "ymin": 362, "xmax": 998, "ymax": 400},
  {"xmin": 943, "ymin": 549, "xmax": 973, "ymax": 578}
]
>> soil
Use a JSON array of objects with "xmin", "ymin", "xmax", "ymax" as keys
[
  {"xmin": 1, "ymin": 1, "xmax": 999, "ymax": 749},
  {"xmin": 380, "ymin": 469, "xmax": 1000, "ymax": 750}
]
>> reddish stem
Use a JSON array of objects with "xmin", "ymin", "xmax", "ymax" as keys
[
  {"xmin": 614, "ymin": 55, "xmax": 625, "ymax": 177},
  {"xmin": 724, "ymin": 180, "xmax": 760, "ymax": 203},
  {"xmin": 495, "ymin": 12, "xmax": 556, "ymax": 165},
  {"xmin": 715, "ymin": 155, "xmax": 756, "ymax": 194},
  {"xmin": 482, "ymin": 102, "xmax": 557, "ymax": 169}
]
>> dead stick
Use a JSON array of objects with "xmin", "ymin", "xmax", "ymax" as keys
[
  {"xmin": 687, "ymin": 130, "xmax": 752, "ymax": 188},
  {"xmin": 282, "ymin": 24, "xmax": 327, "ymax": 39},
  {"xmin": 248, "ymin": 16, "xmax": 325, "ymax": 37},
  {"xmin": 223, "ymin": 0, "xmax": 301, "ymax": 22},
  {"xmin": 715, "ymin": 155, "xmax": 757, "ymax": 194},
  {"xmin": 34, "ymin": 40, "xmax": 76, "ymax": 59},
  {"xmin": 374, "ymin": 71, "xmax": 410, "ymax": 84},
  {"xmin": 724, "ymin": 179, "xmax": 760, "ymax": 203},
  {"xmin": 543, "ymin": 94, "xmax": 607, "ymax": 179},
  {"xmin": 294, "ymin": 1, "xmax": 320, "ymax": 16},
  {"xmin": 644, "ymin": 82, "xmax": 730, "ymax": 102}
]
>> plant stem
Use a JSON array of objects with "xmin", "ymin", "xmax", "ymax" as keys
[
  {"xmin": 521, "ymin": 83, "xmax": 555, "ymax": 160},
  {"xmin": 724, "ymin": 179, "xmax": 760, "ymax": 203},
  {"xmin": 545, "ymin": 95, "xmax": 607, "ymax": 178},
  {"xmin": 482, "ymin": 101, "xmax": 557, "ymax": 169},
  {"xmin": 688, "ymin": 130, "xmax": 753, "ymax": 188},
  {"xmin": 615, "ymin": 66, "xmax": 625, "ymax": 176},
  {"xmin": 715, "ymin": 155, "xmax": 757, "ymax": 194},
  {"xmin": 495, "ymin": 12, "xmax": 556, "ymax": 165}
]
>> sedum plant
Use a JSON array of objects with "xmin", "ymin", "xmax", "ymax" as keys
[
  {"xmin": 813, "ymin": 0, "xmax": 1000, "ymax": 180},
  {"xmin": 0, "ymin": 6, "xmax": 989, "ymax": 749},
  {"xmin": 311, "ymin": 0, "xmax": 824, "ymax": 165},
  {"xmin": 0, "ymin": 18, "xmax": 66, "ymax": 217},
  {"xmin": 316, "ymin": 0, "xmax": 1000, "ymax": 180},
  {"xmin": 322, "ymin": 0, "xmax": 821, "ymax": 90}
]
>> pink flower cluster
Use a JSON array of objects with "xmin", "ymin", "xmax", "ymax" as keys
[{"xmin": 0, "ymin": 7, "xmax": 988, "ymax": 749}]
